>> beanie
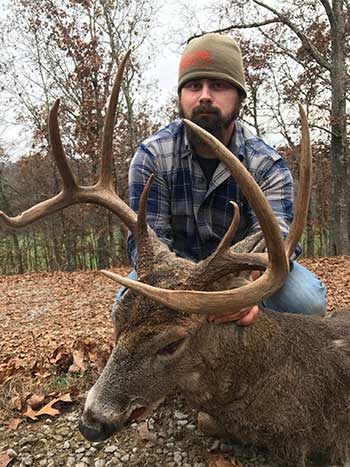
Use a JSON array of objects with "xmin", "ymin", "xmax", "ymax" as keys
[{"xmin": 178, "ymin": 33, "xmax": 247, "ymax": 97}]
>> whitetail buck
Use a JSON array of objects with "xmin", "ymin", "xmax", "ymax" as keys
[{"xmin": 2, "ymin": 53, "xmax": 350, "ymax": 467}]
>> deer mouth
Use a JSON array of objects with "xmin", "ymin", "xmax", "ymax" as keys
[
  {"xmin": 129, "ymin": 405, "xmax": 148, "ymax": 420},
  {"xmin": 127, "ymin": 398, "xmax": 164, "ymax": 422}
]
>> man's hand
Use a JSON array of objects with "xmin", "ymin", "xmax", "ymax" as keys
[
  {"xmin": 207, "ymin": 269, "xmax": 262, "ymax": 326},
  {"xmin": 207, "ymin": 305, "xmax": 259, "ymax": 325}
]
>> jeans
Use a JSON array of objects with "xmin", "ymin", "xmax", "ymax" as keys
[{"xmin": 112, "ymin": 261, "xmax": 327, "ymax": 321}]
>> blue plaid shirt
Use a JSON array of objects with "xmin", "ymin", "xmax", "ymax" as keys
[{"xmin": 128, "ymin": 119, "xmax": 298, "ymax": 267}]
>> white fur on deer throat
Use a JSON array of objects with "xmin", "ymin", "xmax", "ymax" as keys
[{"xmin": 179, "ymin": 371, "xmax": 212, "ymax": 402}]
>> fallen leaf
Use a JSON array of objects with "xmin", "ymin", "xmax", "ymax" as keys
[
  {"xmin": 69, "ymin": 349, "xmax": 88, "ymax": 373},
  {"xmin": 137, "ymin": 422, "xmax": 158, "ymax": 444},
  {"xmin": 10, "ymin": 394, "xmax": 22, "ymax": 411},
  {"xmin": 23, "ymin": 393, "xmax": 72, "ymax": 420},
  {"xmin": 208, "ymin": 454, "xmax": 242, "ymax": 467},
  {"xmin": 57, "ymin": 393, "xmax": 72, "ymax": 403},
  {"xmin": 0, "ymin": 451, "xmax": 14, "ymax": 467},
  {"xmin": 27, "ymin": 393, "xmax": 46, "ymax": 410},
  {"xmin": 49, "ymin": 345, "xmax": 72, "ymax": 371},
  {"xmin": 7, "ymin": 418, "xmax": 23, "ymax": 431}
]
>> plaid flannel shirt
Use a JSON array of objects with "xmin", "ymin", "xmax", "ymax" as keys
[{"xmin": 127, "ymin": 119, "xmax": 299, "ymax": 267}]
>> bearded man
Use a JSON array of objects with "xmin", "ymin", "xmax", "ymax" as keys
[{"xmin": 113, "ymin": 33, "xmax": 327, "ymax": 324}]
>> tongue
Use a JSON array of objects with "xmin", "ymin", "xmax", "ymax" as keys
[{"xmin": 130, "ymin": 406, "xmax": 147, "ymax": 420}]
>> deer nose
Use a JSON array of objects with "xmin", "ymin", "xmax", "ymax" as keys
[{"xmin": 79, "ymin": 411, "xmax": 116, "ymax": 442}]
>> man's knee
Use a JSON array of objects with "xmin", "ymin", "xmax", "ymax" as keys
[{"xmin": 262, "ymin": 261, "xmax": 327, "ymax": 317}]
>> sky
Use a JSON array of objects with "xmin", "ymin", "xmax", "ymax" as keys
[
  {"xmin": 0, "ymin": 0, "xmax": 215, "ymax": 156},
  {"xmin": 143, "ymin": 0, "xmax": 215, "ymax": 104}
]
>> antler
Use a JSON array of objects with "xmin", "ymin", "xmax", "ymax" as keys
[
  {"xmin": 102, "ymin": 106, "xmax": 311, "ymax": 315},
  {"xmin": 188, "ymin": 103, "xmax": 312, "ymax": 288},
  {"xmin": 0, "ymin": 52, "xmax": 139, "ymax": 237},
  {"xmin": 1, "ymin": 50, "xmax": 311, "ymax": 316}
]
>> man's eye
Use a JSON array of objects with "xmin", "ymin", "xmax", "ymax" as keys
[
  {"xmin": 185, "ymin": 82, "xmax": 201, "ymax": 90},
  {"xmin": 213, "ymin": 82, "xmax": 225, "ymax": 89}
]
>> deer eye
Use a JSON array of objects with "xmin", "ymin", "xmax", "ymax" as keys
[{"xmin": 158, "ymin": 338, "xmax": 185, "ymax": 357}]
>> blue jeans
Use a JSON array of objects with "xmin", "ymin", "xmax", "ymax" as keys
[{"xmin": 112, "ymin": 261, "xmax": 327, "ymax": 321}]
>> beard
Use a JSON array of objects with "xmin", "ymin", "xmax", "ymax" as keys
[{"xmin": 179, "ymin": 101, "xmax": 241, "ymax": 146}]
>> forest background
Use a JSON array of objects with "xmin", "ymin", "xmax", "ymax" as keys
[{"xmin": 0, "ymin": 0, "xmax": 349, "ymax": 275}]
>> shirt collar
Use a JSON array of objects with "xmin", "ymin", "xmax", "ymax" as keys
[{"xmin": 182, "ymin": 121, "xmax": 191, "ymax": 158}]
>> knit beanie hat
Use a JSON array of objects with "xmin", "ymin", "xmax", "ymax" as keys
[{"xmin": 178, "ymin": 33, "xmax": 247, "ymax": 97}]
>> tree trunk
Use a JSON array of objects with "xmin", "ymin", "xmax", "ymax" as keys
[
  {"xmin": 12, "ymin": 233, "xmax": 24, "ymax": 274},
  {"xmin": 329, "ymin": 0, "xmax": 349, "ymax": 255}
]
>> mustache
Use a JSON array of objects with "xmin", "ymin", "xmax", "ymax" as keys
[{"xmin": 191, "ymin": 104, "xmax": 221, "ymax": 118}]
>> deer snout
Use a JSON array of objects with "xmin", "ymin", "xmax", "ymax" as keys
[{"xmin": 79, "ymin": 408, "xmax": 120, "ymax": 442}]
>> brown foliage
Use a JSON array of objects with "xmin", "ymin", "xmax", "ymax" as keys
[{"xmin": 1, "ymin": 258, "xmax": 349, "ymax": 424}]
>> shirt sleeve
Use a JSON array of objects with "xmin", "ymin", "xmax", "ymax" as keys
[
  {"xmin": 127, "ymin": 143, "xmax": 174, "ymax": 269},
  {"xmin": 246, "ymin": 157, "xmax": 302, "ymax": 258}
]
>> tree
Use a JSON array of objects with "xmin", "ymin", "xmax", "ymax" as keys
[
  {"xmin": 0, "ymin": 0, "xmax": 160, "ymax": 273},
  {"xmin": 210, "ymin": 0, "xmax": 349, "ymax": 255}
]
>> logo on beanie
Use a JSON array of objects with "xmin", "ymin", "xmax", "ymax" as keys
[{"xmin": 180, "ymin": 51, "xmax": 213, "ymax": 70}]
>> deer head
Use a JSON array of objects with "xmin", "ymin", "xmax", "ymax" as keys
[{"xmin": 0, "ymin": 53, "xmax": 312, "ymax": 442}]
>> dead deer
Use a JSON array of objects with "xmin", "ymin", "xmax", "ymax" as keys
[{"xmin": 2, "ymin": 53, "xmax": 350, "ymax": 467}]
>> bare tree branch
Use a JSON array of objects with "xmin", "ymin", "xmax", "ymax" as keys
[
  {"xmin": 310, "ymin": 123, "xmax": 337, "ymax": 137},
  {"xmin": 258, "ymin": 28, "xmax": 306, "ymax": 68},
  {"xmin": 207, "ymin": 1, "xmax": 332, "ymax": 72},
  {"xmin": 190, "ymin": 17, "xmax": 282, "ymax": 38},
  {"xmin": 253, "ymin": 0, "xmax": 332, "ymax": 71},
  {"xmin": 252, "ymin": 0, "xmax": 332, "ymax": 71},
  {"xmin": 318, "ymin": 0, "xmax": 336, "ymax": 27}
]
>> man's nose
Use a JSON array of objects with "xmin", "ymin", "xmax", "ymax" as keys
[{"xmin": 199, "ymin": 83, "xmax": 212, "ymax": 103}]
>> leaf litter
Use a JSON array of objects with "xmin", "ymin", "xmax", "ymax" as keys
[{"xmin": 0, "ymin": 259, "xmax": 349, "ymax": 427}]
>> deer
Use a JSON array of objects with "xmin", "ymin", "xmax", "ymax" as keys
[{"xmin": 2, "ymin": 52, "xmax": 350, "ymax": 467}]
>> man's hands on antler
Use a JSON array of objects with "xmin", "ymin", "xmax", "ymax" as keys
[{"xmin": 207, "ymin": 232, "xmax": 265, "ymax": 326}]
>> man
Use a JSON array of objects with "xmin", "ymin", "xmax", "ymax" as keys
[{"xmin": 113, "ymin": 33, "xmax": 327, "ymax": 324}]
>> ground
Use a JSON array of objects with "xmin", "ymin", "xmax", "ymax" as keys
[{"xmin": 0, "ymin": 256, "xmax": 349, "ymax": 467}]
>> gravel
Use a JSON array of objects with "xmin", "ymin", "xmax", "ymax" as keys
[{"xmin": 0, "ymin": 396, "xmax": 282, "ymax": 467}]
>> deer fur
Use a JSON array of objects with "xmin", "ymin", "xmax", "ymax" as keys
[{"xmin": 80, "ymin": 250, "xmax": 350, "ymax": 467}]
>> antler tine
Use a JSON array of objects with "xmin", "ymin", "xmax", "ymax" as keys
[
  {"xmin": 284, "ymin": 104, "xmax": 312, "ymax": 258},
  {"xmin": 192, "ymin": 203, "xmax": 268, "ymax": 287},
  {"xmin": 206, "ymin": 201, "xmax": 241, "ymax": 264},
  {"xmin": 0, "ymin": 51, "xmax": 140, "ymax": 235},
  {"xmin": 49, "ymin": 99, "xmax": 77, "ymax": 192},
  {"xmin": 137, "ymin": 174, "xmax": 155, "ymax": 238},
  {"xmin": 100, "ymin": 50, "xmax": 131, "ymax": 189}
]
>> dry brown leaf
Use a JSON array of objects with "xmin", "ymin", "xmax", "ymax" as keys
[
  {"xmin": 23, "ymin": 393, "xmax": 72, "ymax": 420},
  {"xmin": 7, "ymin": 418, "xmax": 23, "ymax": 431},
  {"xmin": 208, "ymin": 454, "xmax": 242, "ymax": 467},
  {"xmin": 49, "ymin": 345, "xmax": 72, "ymax": 370},
  {"xmin": 69, "ymin": 349, "xmax": 87, "ymax": 373},
  {"xmin": 27, "ymin": 393, "xmax": 46, "ymax": 410},
  {"xmin": 0, "ymin": 451, "xmax": 14, "ymax": 467},
  {"xmin": 10, "ymin": 393, "xmax": 22, "ymax": 411},
  {"xmin": 57, "ymin": 393, "xmax": 72, "ymax": 403},
  {"xmin": 137, "ymin": 422, "xmax": 158, "ymax": 444},
  {"xmin": 0, "ymin": 360, "xmax": 26, "ymax": 385}
]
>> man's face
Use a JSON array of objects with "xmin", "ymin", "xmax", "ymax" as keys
[{"xmin": 179, "ymin": 78, "xmax": 242, "ymax": 144}]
